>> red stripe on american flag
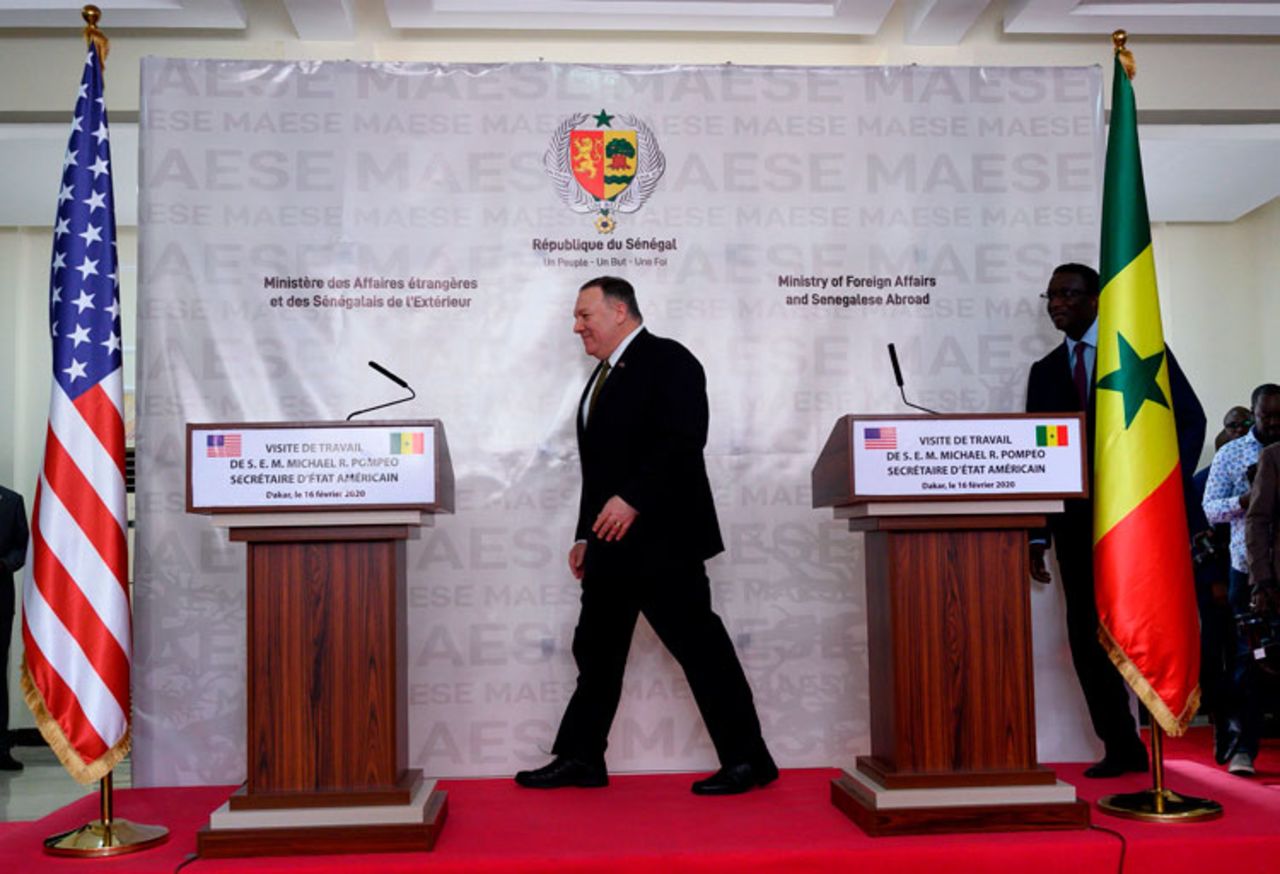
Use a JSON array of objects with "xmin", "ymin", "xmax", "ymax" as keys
[
  {"xmin": 27, "ymin": 490, "xmax": 132, "ymax": 716},
  {"xmin": 21, "ymin": 619, "xmax": 110, "ymax": 764},
  {"xmin": 72, "ymin": 383, "xmax": 126, "ymax": 478},
  {"xmin": 42, "ymin": 426, "xmax": 126, "ymax": 589}
]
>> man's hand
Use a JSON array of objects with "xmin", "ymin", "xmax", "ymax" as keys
[
  {"xmin": 568, "ymin": 541, "xmax": 586, "ymax": 581},
  {"xmin": 1029, "ymin": 542, "xmax": 1052, "ymax": 583},
  {"xmin": 1252, "ymin": 578, "xmax": 1280, "ymax": 616},
  {"xmin": 592, "ymin": 495, "xmax": 637, "ymax": 542}
]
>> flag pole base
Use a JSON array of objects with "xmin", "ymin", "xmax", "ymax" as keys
[
  {"xmin": 44, "ymin": 818, "xmax": 169, "ymax": 857},
  {"xmin": 1097, "ymin": 788, "xmax": 1222, "ymax": 823}
]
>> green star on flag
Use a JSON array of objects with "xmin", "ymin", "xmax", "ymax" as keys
[
  {"xmin": 1096, "ymin": 332, "xmax": 1169, "ymax": 428},
  {"xmin": 593, "ymin": 109, "xmax": 614, "ymax": 127}
]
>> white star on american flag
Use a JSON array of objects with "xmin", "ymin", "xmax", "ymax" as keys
[
  {"xmin": 84, "ymin": 190, "xmax": 106, "ymax": 212},
  {"xmin": 71, "ymin": 115, "xmax": 83, "ymax": 133},
  {"xmin": 57, "ymin": 184, "xmax": 74, "ymax": 204},
  {"xmin": 52, "ymin": 251, "xmax": 67, "ymax": 271},
  {"xmin": 54, "ymin": 218, "xmax": 71, "ymax": 238},
  {"xmin": 75, "ymin": 256, "xmax": 100, "ymax": 280},
  {"xmin": 78, "ymin": 224, "xmax": 102, "ymax": 245},
  {"xmin": 101, "ymin": 331, "xmax": 121, "ymax": 354},
  {"xmin": 51, "ymin": 286, "xmax": 62, "ymax": 304},
  {"xmin": 72, "ymin": 289, "xmax": 95, "ymax": 313},
  {"xmin": 105, "ymin": 298, "xmax": 121, "ymax": 320},
  {"xmin": 89, "ymin": 156, "xmax": 110, "ymax": 179},
  {"xmin": 68, "ymin": 323, "xmax": 92, "ymax": 347},
  {"xmin": 93, "ymin": 122, "xmax": 109, "ymax": 145},
  {"xmin": 63, "ymin": 358, "xmax": 88, "ymax": 382},
  {"xmin": 63, "ymin": 147, "xmax": 78, "ymax": 168}
]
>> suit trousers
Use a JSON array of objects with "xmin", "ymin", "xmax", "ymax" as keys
[
  {"xmin": 551, "ymin": 554, "xmax": 767, "ymax": 768},
  {"xmin": 1, "ymin": 577, "xmax": 13, "ymax": 752},
  {"xmin": 1055, "ymin": 533, "xmax": 1141, "ymax": 752}
]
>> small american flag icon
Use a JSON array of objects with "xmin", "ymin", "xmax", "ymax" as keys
[
  {"xmin": 863, "ymin": 427, "xmax": 897, "ymax": 450},
  {"xmin": 207, "ymin": 433, "xmax": 242, "ymax": 458}
]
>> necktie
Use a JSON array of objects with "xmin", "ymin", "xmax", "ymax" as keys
[
  {"xmin": 586, "ymin": 361, "xmax": 611, "ymax": 424},
  {"xmin": 1073, "ymin": 342, "xmax": 1089, "ymax": 409}
]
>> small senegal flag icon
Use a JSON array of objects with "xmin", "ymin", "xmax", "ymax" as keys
[
  {"xmin": 390, "ymin": 432, "xmax": 426, "ymax": 455},
  {"xmin": 1035, "ymin": 424, "xmax": 1069, "ymax": 447}
]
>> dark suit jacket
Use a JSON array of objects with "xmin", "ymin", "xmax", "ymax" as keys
[
  {"xmin": 1246, "ymin": 442, "xmax": 1280, "ymax": 585},
  {"xmin": 575, "ymin": 328, "xmax": 723, "ymax": 566},
  {"xmin": 1025, "ymin": 340, "xmax": 1205, "ymax": 553},
  {"xmin": 0, "ymin": 486, "xmax": 28, "ymax": 589}
]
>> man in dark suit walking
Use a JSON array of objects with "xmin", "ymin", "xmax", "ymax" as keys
[
  {"xmin": 515, "ymin": 276, "xmax": 776, "ymax": 795},
  {"xmin": 0, "ymin": 484, "xmax": 29, "ymax": 771},
  {"xmin": 1026, "ymin": 263, "xmax": 1204, "ymax": 778}
]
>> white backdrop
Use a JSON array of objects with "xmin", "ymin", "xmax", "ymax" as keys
[{"xmin": 133, "ymin": 60, "xmax": 1105, "ymax": 785}]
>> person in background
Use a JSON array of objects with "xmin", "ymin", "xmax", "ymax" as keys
[
  {"xmin": 0, "ymin": 484, "xmax": 29, "ymax": 772},
  {"xmin": 1222, "ymin": 406, "xmax": 1253, "ymax": 444},
  {"xmin": 1189, "ymin": 424, "xmax": 1243, "ymax": 764},
  {"xmin": 1202, "ymin": 383, "xmax": 1280, "ymax": 775}
]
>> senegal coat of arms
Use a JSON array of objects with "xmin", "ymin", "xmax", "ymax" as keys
[{"xmin": 545, "ymin": 109, "xmax": 665, "ymax": 234}]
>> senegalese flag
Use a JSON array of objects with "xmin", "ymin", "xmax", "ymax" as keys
[
  {"xmin": 1091, "ymin": 47, "xmax": 1199, "ymax": 736},
  {"xmin": 1036, "ymin": 424, "xmax": 1069, "ymax": 447},
  {"xmin": 390, "ymin": 432, "xmax": 425, "ymax": 455}
]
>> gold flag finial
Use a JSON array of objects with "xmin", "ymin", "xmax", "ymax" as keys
[
  {"xmin": 82, "ymin": 4, "xmax": 109, "ymax": 67},
  {"xmin": 1113, "ymin": 29, "xmax": 1136, "ymax": 80}
]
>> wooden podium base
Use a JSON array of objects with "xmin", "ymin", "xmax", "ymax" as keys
[
  {"xmin": 831, "ymin": 770, "xmax": 1090, "ymax": 837},
  {"xmin": 196, "ymin": 782, "xmax": 448, "ymax": 858}
]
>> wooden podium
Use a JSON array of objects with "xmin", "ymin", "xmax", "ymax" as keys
[
  {"xmin": 186, "ymin": 420, "xmax": 453, "ymax": 857},
  {"xmin": 812, "ymin": 414, "xmax": 1091, "ymax": 836}
]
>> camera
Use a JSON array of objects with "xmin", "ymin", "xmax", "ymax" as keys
[{"xmin": 1236, "ymin": 607, "xmax": 1280, "ymax": 676}]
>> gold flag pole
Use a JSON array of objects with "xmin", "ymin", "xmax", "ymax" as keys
[
  {"xmin": 40, "ymin": 10, "xmax": 169, "ymax": 857},
  {"xmin": 1098, "ymin": 717, "xmax": 1222, "ymax": 822},
  {"xmin": 46, "ymin": 772, "xmax": 169, "ymax": 856}
]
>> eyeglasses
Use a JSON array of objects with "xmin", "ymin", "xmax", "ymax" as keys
[{"xmin": 1039, "ymin": 289, "xmax": 1088, "ymax": 303}]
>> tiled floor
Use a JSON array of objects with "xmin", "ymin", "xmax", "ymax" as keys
[{"xmin": 0, "ymin": 746, "xmax": 131, "ymax": 822}]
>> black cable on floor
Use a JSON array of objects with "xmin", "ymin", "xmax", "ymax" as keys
[
  {"xmin": 172, "ymin": 851, "xmax": 199, "ymax": 873},
  {"xmin": 1088, "ymin": 822, "xmax": 1129, "ymax": 874}
]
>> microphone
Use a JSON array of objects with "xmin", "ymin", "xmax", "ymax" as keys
[
  {"xmin": 886, "ymin": 343, "xmax": 942, "ymax": 415},
  {"xmin": 368, "ymin": 359, "xmax": 409, "ymax": 390},
  {"xmin": 345, "ymin": 360, "xmax": 417, "ymax": 420}
]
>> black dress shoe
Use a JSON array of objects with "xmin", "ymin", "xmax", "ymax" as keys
[
  {"xmin": 1083, "ymin": 747, "xmax": 1149, "ymax": 778},
  {"xmin": 1214, "ymin": 723, "xmax": 1239, "ymax": 766},
  {"xmin": 691, "ymin": 759, "xmax": 779, "ymax": 795},
  {"xmin": 514, "ymin": 757, "xmax": 607, "ymax": 789}
]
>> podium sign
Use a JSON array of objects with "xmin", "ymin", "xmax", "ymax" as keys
[
  {"xmin": 848, "ymin": 415, "xmax": 1084, "ymax": 498},
  {"xmin": 188, "ymin": 421, "xmax": 450, "ymax": 513}
]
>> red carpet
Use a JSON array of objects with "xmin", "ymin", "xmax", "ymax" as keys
[{"xmin": 1, "ymin": 731, "xmax": 1278, "ymax": 874}]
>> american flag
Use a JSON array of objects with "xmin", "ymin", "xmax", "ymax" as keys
[
  {"xmin": 207, "ymin": 433, "xmax": 242, "ymax": 458},
  {"xmin": 21, "ymin": 44, "xmax": 132, "ymax": 784},
  {"xmin": 863, "ymin": 426, "xmax": 897, "ymax": 450}
]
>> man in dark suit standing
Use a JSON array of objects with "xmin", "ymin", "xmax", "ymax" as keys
[
  {"xmin": 515, "ymin": 276, "xmax": 776, "ymax": 795},
  {"xmin": 0, "ymin": 484, "xmax": 28, "ymax": 771},
  {"xmin": 1026, "ymin": 263, "xmax": 1204, "ymax": 778}
]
